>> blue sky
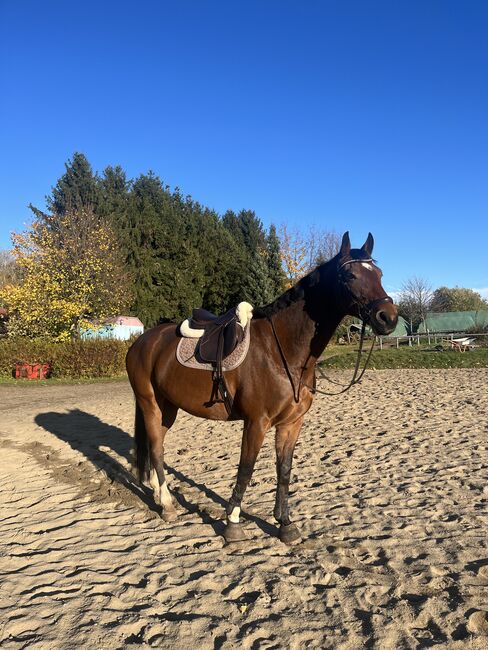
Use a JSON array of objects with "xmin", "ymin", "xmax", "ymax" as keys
[{"xmin": 1, "ymin": 1, "xmax": 487, "ymax": 296}]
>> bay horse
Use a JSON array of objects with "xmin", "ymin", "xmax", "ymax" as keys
[{"xmin": 126, "ymin": 232, "xmax": 398, "ymax": 544}]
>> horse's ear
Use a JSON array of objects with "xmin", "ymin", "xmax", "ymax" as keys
[
  {"xmin": 361, "ymin": 232, "xmax": 374, "ymax": 256},
  {"xmin": 340, "ymin": 232, "xmax": 351, "ymax": 257}
]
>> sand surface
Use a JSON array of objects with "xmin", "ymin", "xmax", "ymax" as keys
[{"xmin": 1, "ymin": 369, "xmax": 487, "ymax": 649}]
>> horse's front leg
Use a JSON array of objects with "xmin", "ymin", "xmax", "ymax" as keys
[
  {"xmin": 274, "ymin": 416, "xmax": 304, "ymax": 544},
  {"xmin": 223, "ymin": 417, "xmax": 268, "ymax": 543}
]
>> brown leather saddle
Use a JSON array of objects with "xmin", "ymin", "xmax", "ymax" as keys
[
  {"xmin": 183, "ymin": 305, "xmax": 247, "ymax": 414},
  {"xmin": 190, "ymin": 307, "xmax": 245, "ymax": 364}
]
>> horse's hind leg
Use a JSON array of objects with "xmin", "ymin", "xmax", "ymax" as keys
[
  {"xmin": 224, "ymin": 417, "xmax": 268, "ymax": 542},
  {"xmin": 138, "ymin": 396, "xmax": 178, "ymax": 521},
  {"xmin": 274, "ymin": 417, "xmax": 304, "ymax": 544}
]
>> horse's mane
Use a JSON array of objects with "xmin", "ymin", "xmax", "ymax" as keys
[
  {"xmin": 253, "ymin": 257, "xmax": 334, "ymax": 319},
  {"xmin": 253, "ymin": 248, "xmax": 374, "ymax": 319}
]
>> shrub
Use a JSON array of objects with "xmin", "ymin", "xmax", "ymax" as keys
[{"xmin": 0, "ymin": 337, "xmax": 134, "ymax": 379}]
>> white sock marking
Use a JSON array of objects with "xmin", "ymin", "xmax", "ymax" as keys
[
  {"xmin": 228, "ymin": 506, "xmax": 240, "ymax": 523},
  {"xmin": 149, "ymin": 468, "xmax": 160, "ymax": 504},
  {"xmin": 160, "ymin": 481, "xmax": 174, "ymax": 510}
]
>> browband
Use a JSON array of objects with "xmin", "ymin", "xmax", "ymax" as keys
[{"xmin": 338, "ymin": 258, "xmax": 374, "ymax": 271}]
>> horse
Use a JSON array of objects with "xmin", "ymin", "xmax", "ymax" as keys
[{"xmin": 126, "ymin": 232, "xmax": 398, "ymax": 544}]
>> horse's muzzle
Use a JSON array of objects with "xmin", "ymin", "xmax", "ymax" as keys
[{"xmin": 368, "ymin": 297, "xmax": 398, "ymax": 335}]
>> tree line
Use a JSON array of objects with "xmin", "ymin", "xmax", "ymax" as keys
[
  {"xmin": 0, "ymin": 153, "xmax": 291, "ymax": 339},
  {"xmin": 2, "ymin": 151, "xmax": 485, "ymax": 340}
]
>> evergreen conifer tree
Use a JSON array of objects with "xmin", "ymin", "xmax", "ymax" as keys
[
  {"xmin": 222, "ymin": 210, "xmax": 277, "ymax": 306},
  {"xmin": 47, "ymin": 152, "xmax": 101, "ymax": 215},
  {"xmin": 99, "ymin": 165, "xmax": 130, "ymax": 222},
  {"xmin": 121, "ymin": 173, "xmax": 184, "ymax": 325},
  {"xmin": 266, "ymin": 224, "xmax": 286, "ymax": 298},
  {"xmin": 24, "ymin": 153, "xmax": 287, "ymax": 326},
  {"xmin": 29, "ymin": 152, "xmax": 102, "ymax": 240}
]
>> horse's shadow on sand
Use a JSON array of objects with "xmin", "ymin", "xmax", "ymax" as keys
[{"xmin": 34, "ymin": 409, "xmax": 278, "ymax": 539}]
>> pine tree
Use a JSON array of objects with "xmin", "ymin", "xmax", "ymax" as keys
[
  {"xmin": 99, "ymin": 165, "xmax": 130, "ymax": 221},
  {"xmin": 241, "ymin": 250, "xmax": 274, "ymax": 306},
  {"xmin": 47, "ymin": 152, "xmax": 101, "ymax": 215},
  {"xmin": 222, "ymin": 209, "xmax": 276, "ymax": 306},
  {"xmin": 266, "ymin": 224, "xmax": 286, "ymax": 298},
  {"xmin": 187, "ymin": 206, "xmax": 248, "ymax": 314},
  {"xmin": 28, "ymin": 152, "xmax": 102, "ymax": 244},
  {"xmin": 120, "ymin": 173, "xmax": 180, "ymax": 325}
]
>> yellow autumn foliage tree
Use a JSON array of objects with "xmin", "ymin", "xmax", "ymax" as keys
[
  {"xmin": 278, "ymin": 224, "xmax": 308, "ymax": 288},
  {"xmin": 278, "ymin": 224, "xmax": 340, "ymax": 288},
  {"xmin": 0, "ymin": 208, "xmax": 132, "ymax": 340}
]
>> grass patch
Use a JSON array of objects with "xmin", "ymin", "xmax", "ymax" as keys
[{"xmin": 320, "ymin": 345, "xmax": 488, "ymax": 369}]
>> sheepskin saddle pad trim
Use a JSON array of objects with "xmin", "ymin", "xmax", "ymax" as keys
[
  {"xmin": 179, "ymin": 301, "xmax": 253, "ymax": 338},
  {"xmin": 176, "ymin": 321, "xmax": 251, "ymax": 371}
]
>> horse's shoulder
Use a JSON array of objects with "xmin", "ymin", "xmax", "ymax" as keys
[{"xmin": 250, "ymin": 316, "xmax": 268, "ymax": 333}]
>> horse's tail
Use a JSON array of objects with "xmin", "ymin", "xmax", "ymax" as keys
[{"xmin": 134, "ymin": 401, "xmax": 150, "ymax": 482}]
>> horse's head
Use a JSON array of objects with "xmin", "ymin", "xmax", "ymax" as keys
[{"xmin": 336, "ymin": 232, "xmax": 398, "ymax": 335}]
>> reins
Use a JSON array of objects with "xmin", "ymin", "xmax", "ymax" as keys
[
  {"xmin": 267, "ymin": 315, "xmax": 302, "ymax": 402},
  {"xmin": 306, "ymin": 322, "xmax": 376, "ymax": 396},
  {"xmin": 268, "ymin": 317, "xmax": 376, "ymax": 400}
]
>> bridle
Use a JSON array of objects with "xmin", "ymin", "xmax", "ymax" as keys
[
  {"xmin": 268, "ymin": 258, "xmax": 394, "ymax": 399},
  {"xmin": 338, "ymin": 257, "xmax": 393, "ymax": 324}
]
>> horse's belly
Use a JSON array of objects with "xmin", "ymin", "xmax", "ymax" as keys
[{"xmin": 154, "ymin": 358, "xmax": 237, "ymax": 421}]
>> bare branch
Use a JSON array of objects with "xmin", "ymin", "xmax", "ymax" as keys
[{"xmin": 398, "ymin": 276, "xmax": 432, "ymax": 331}]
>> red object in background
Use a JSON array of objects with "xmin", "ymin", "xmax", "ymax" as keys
[{"xmin": 14, "ymin": 362, "xmax": 52, "ymax": 380}]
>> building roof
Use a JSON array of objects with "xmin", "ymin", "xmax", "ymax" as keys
[
  {"xmin": 105, "ymin": 316, "xmax": 144, "ymax": 327},
  {"xmin": 386, "ymin": 315, "xmax": 409, "ymax": 337},
  {"xmin": 351, "ymin": 315, "xmax": 409, "ymax": 337},
  {"xmin": 418, "ymin": 310, "xmax": 488, "ymax": 333}
]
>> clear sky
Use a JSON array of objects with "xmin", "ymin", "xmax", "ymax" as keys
[{"xmin": 1, "ymin": 1, "xmax": 487, "ymax": 296}]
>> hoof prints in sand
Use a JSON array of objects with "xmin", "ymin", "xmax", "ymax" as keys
[{"xmin": 0, "ymin": 369, "xmax": 488, "ymax": 648}]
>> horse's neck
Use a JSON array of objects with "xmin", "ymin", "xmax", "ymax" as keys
[{"xmin": 272, "ymin": 285, "xmax": 344, "ymax": 369}]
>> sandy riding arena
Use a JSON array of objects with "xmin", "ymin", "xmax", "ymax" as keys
[{"xmin": 1, "ymin": 369, "xmax": 487, "ymax": 649}]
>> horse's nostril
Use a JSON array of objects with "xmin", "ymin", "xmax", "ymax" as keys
[{"xmin": 376, "ymin": 310, "xmax": 388, "ymax": 324}]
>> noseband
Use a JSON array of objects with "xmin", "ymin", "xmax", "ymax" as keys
[{"xmin": 360, "ymin": 296, "xmax": 394, "ymax": 322}]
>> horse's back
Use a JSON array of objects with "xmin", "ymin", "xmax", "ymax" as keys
[{"xmin": 126, "ymin": 322, "xmax": 179, "ymax": 390}]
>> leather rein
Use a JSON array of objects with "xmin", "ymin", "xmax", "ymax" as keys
[{"xmin": 268, "ymin": 258, "xmax": 393, "ymax": 400}]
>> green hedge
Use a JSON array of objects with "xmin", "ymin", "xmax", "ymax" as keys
[{"xmin": 0, "ymin": 338, "xmax": 133, "ymax": 378}]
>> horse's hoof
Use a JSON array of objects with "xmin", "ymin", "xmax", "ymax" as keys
[
  {"xmin": 161, "ymin": 508, "xmax": 178, "ymax": 522},
  {"xmin": 279, "ymin": 523, "xmax": 301, "ymax": 545},
  {"xmin": 223, "ymin": 520, "xmax": 248, "ymax": 543}
]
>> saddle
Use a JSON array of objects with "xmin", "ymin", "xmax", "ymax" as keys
[{"xmin": 179, "ymin": 302, "xmax": 253, "ymax": 414}]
